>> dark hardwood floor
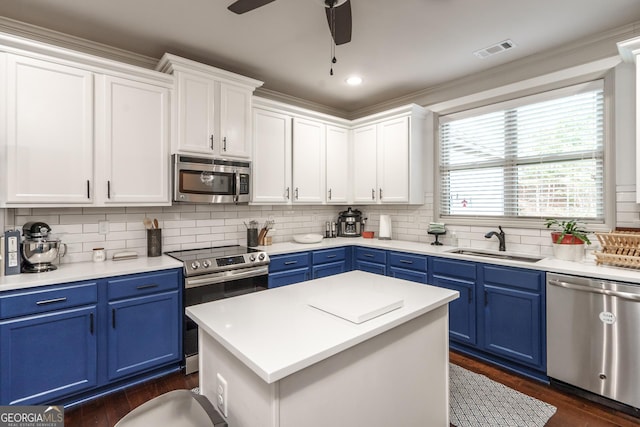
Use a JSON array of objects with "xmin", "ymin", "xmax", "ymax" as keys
[{"xmin": 65, "ymin": 351, "xmax": 639, "ymax": 426}]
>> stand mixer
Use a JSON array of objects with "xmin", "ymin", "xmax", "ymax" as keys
[{"xmin": 21, "ymin": 222, "xmax": 66, "ymax": 272}]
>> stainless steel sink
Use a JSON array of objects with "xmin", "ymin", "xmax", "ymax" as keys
[{"xmin": 446, "ymin": 248, "xmax": 543, "ymax": 263}]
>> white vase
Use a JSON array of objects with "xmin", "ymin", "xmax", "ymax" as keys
[{"xmin": 552, "ymin": 243, "xmax": 584, "ymax": 262}]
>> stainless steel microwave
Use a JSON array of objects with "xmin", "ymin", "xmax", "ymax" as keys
[{"xmin": 173, "ymin": 155, "xmax": 251, "ymax": 204}]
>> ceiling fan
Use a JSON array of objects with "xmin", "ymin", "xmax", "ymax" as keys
[{"xmin": 227, "ymin": 0, "xmax": 352, "ymax": 45}]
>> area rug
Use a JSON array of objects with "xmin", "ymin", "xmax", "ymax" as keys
[{"xmin": 450, "ymin": 363, "xmax": 557, "ymax": 427}]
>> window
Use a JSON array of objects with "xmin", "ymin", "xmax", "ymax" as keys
[{"xmin": 438, "ymin": 81, "xmax": 605, "ymax": 223}]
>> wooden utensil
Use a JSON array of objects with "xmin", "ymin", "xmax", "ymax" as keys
[
  {"xmin": 143, "ymin": 217, "xmax": 152, "ymax": 229},
  {"xmin": 153, "ymin": 218, "xmax": 159, "ymax": 229}
]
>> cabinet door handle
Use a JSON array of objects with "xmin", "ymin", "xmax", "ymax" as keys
[
  {"xmin": 295, "ymin": 187, "xmax": 299, "ymax": 200},
  {"xmin": 107, "ymin": 180, "xmax": 111, "ymax": 199},
  {"xmin": 210, "ymin": 135, "xmax": 214, "ymax": 150},
  {"xmin": 285, "ymin": 187, "xmax": 290, "ymax": 200},
  {"xmin": 136, "ymin": 284, "xmax": 158, "ymax": 290},
  {"xmin": 328, "ymin": 188, "xmax": 332, "ymax": 200},
  {"xmin": 87, "ymin": 180, "xmax": 91, "ymax": 199},
  {"xmin": 284, "ymin": 260, "xmax": 298, "ymax": 265},
  {"xmin": 379, "ymin": 188, "xmax": 383, "ymax": 199},
  {"xmin": 223, "ymin": 137, "xmax": 227, "ymax": 151},
  {"xmin": 371, "ymin": 188, "xmax": 375, "ymax": 200},
  {"xmin": 90, "ymin": 313, "xmax": 94, "ymax": 335},
  {"xmin": 112, "ymin": 308, "xmax": 116, "ymax": 329},
  {"xmin": 399, "ymin": 260, "xmax": 414, "ymax": 264},
  {"xmin": 484, "ymin": 290, "xmax": 488, "ymax": 306},
  {"xmin": 468, "ymin": 291, "xmax": 473, "ymax": 304},
  {"xmin": 36, "ymin": 297, "xmax": 67, "ymax": 306}
]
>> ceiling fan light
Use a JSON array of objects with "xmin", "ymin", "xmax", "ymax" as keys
[{"xmin": 346, "ymin": 75, "xmax": 362, "ymax": 86}]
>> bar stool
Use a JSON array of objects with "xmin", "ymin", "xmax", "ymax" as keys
[{"xmin": 114, "ymin": 390, "xmax": 227, "ymax": 427}]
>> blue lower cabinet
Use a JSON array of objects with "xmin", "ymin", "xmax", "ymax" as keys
[
  {"xmin": 0, "ymin": 305, "xmax": 98, "ymax": 405},
  {"xmin": 268, "ymin": 252, "xmax": 311, "ymax": 288},
  {"xmin": 107, "ymin": 290, "xmax": 181, "ymax": 381},
  {"xmin": 354, "ymin": 247, "xmax": 387, "ymax": 275},
  {"xmin": 388, "ymin": 266, "xmax": 427, "ymax": 284},
  {"xmin": 312, "ymin": 261, "xmax": 347, "ymax": 279},
  {"xmin": 354, "ymin": 259, "xmax": 386, "ymax": 275},
  {"xmin": 482, "ymin": 283, "xmax": 543, "ymax": 369},
  {"xmin": 269, "ymin": 268, "xmax": 310, "ymax": 288},
  {"xmin": 387, "ymin": 251, "xmax": 428, "ymax": 284},
  {"xmin": 431, "ymin": 275, "xmax": 476, "ymax": 345}
]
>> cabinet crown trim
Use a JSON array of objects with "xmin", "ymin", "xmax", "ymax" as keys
[{"xmin": 156, "ymin": 52, "xmax": 263, "ymax": 89}]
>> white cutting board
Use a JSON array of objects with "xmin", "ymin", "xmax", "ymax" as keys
[{"xmin": 308, "ymin": 288, "xmax": 404, "ymax": 324}]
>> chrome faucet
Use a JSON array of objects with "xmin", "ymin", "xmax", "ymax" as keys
[{"xmin": 485, "ymin": 226, "xmax": 506, "ymax": 251}]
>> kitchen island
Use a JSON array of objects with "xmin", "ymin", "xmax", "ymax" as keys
[{"xmin": 186, "ymin": 270, "xmax": 459, "ymax": 427}]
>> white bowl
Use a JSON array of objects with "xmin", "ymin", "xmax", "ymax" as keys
[{"xmin": 293, "ymin": 233, "xmax": 324, "ymax": 244}]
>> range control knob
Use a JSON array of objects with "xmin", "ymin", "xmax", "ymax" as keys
[
  {"xmin": 258, "ymin": 253, "xmax": 266, "ymax": 261},
  {"xmin": 249, "ymin": 254, "xmax": 257, "ymax": 262},
  {"xmin": 191, "ymin": 260, "xmax": 201, "ymax": 270},
  {"xmin": 202, "ymin": 259, "xmax": 211, "ymax": 268}
]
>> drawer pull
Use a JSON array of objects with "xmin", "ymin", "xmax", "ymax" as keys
[
  {"xmin": 399, "ymin": 260, "xmax": 414, "ymax": 264},
  {"xmin": 284, "ymin": 261, "xmax": 298, "ymax": 265},
  {"xmin": 36, "ymin": 297, "xmax": 68, "ymax": 306},
  {"xmin": 136, "ymin": 284, "xmax": 159, "ymax": 290},
  {"xmin": 326, "ymin": 255, "xmax": 337, "ymax": 259},
  {"xmin": 363, "ymin": 254, "xmax": 374, "ymax": 258}
]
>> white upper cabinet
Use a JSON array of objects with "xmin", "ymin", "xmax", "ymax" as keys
[
  {"xmin": 1, "ymin": 47, "xmax": 174, "ymax": 207},
  {"xmin": 325, "ymin": 125, "xmax": 350, "ymax": 204},
  {"xmin": 219, "ymin": 83, "xmax": 253, "ymax": 158},
  {"xmin": 95, "ymin": 75, "xmax": 170, "ymax": 205},
  {"xmin": 251, "ymin": 98, "xmax": 351, "ymax": 205},
  {"xmin": 292, "ymin": 117, "xmax": 325, "ymax": 203},
  {"xmin": 352, "ymin": 124, "xmax": 378, "ymax": 203},
  {"xmin": 175, "ymin": 71, "xmax": 216, "ymax": 155},
  {"xmin": 378, "ymin": 117, "xmax": 410, "ymax": 203},
  {"xmin": 252, "ymin": 108, "xmax": 292, "ymax": 204},
  {"xmin": 617, "ymin": 37, "xmax": 640, "ymax": 203},
  {"xmin": 2, "ymin": 54, "xmax": 94, "ymax": 204},
  {"xmin": 352, "ymin": 105, "xmax": 426, "ymax": 205},
  {"xmin": 157, "ymin": 54, "xmax": 263, "ymax": 159}
]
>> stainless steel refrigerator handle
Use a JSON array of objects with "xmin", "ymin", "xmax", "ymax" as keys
[{"xmin": 548, "ymin": 279, "xmax": 640, "ymax": 301}]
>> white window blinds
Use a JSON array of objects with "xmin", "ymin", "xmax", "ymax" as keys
[{"xmin": 438, "ymin": 80, "xmax": 604, "ymax": 221}]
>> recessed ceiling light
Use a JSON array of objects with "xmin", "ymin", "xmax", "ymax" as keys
[{"xmin": 346, "ymin": 75, "xmax": 363, "ymax": 86}]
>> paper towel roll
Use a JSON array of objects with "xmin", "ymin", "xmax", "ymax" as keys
[{"xmin": 379, "ymin": 215, "xmax": 392, "ymax": 240}]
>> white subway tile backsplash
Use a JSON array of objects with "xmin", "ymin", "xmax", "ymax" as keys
[{"xmin": 3, "ymin": 185, "xmax": 638, "ymax": 264}]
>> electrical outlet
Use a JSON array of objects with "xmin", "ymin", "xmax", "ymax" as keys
[
  {"xmin": 216, "ymin": 373, "xmax": 228, "ymax": 417},
  {"xmin": 98, "ymin": 220, "xmax": 109, "ymax": 235}
]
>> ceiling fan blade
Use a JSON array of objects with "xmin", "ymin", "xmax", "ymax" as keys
[
  {"xmin": 228, "ymin": 0, "xmax": 277, "ymax": 14},
  {"xmin": 325, "ymin": 0, "xmax": 352, "ymax": 45}
]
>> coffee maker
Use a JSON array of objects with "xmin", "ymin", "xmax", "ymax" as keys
[{"xmin": 337, "ymin": 207, "xmax": 365, "ymax": 237}]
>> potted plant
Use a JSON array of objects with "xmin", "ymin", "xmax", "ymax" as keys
[{"xmin": 544, "ymin": 219, "xmax": 591, "ymax": 261}]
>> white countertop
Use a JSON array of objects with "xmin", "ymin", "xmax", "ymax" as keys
[
  {"xmin": 257, "ymin": 237, "xmax": 640, "ymax": 284},
  {"xmin": 186, "ymin": 270, "xmax": 459, "ymax": 383},
  {"xmin": 0, "ymin": 255, "xmax": 183, "ymax": 292}
]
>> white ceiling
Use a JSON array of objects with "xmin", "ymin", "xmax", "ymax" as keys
[{"xmin": 1, "ymin": 0, "xmax": 639, "ymax": 113}]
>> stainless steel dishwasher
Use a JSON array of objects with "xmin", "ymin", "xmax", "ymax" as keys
[{"xmin": 547, "ymin": 272, "xmax": 640, "ymax": 410}]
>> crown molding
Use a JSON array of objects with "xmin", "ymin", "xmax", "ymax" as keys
[
  {"xmin": 254, "ymin": 87, "xmax": 350, "ymax": 119},
  {"xmin": 0, "ymin": 16, "xmax": 158, "ymax": 69}
]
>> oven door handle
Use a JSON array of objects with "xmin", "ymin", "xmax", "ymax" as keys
[{"xmin": 185, "ymin": 266, "xmax": 269, "ymax": 288}]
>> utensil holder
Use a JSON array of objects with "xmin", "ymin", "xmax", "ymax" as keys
[
  {"xmin": 147, "ymin": 229, "xmax": 162, "ymax": 257},
  {"xmin": 247, "ymin": 229, "xmax": 259, "ymax": 247}
]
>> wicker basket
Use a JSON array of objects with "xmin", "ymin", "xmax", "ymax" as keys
[{"xmin": 594, "ymin": 231, "xmax": 640, "ymax": 268}]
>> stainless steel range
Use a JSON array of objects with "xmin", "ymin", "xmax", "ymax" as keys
[{"xmin": 166, "ymin": 245, "xmax": 270, "ymax": 374}]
